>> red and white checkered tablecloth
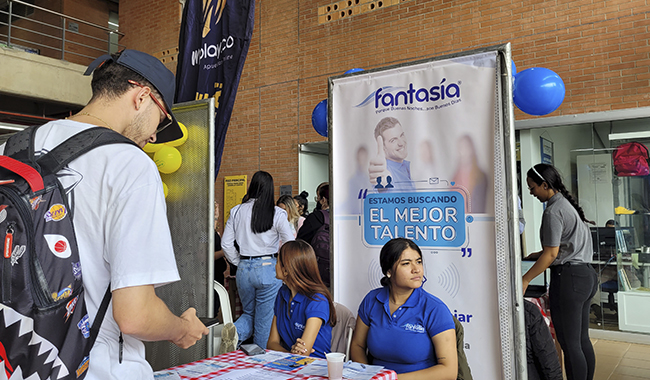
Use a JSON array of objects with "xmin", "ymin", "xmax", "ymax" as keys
[{"xmin": 165, "ymin": 350, "xmax": 397, "ymax": 380}]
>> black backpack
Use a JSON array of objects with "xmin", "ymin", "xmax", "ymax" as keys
[
  {"xmin": 0, "ymin": 125, "xmax": 137, "ymax": 379},
  {"xmin": 311, "ymin": 210, "xmax": 331, "ymax": 287}
]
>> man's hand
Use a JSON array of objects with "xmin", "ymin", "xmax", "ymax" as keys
[
  {"xmin": 368, "ymin": 135, "xmax": 390, "ymax": 186},
  {"xmin": 171, "ymin": 308, "xmax": 210, "ymax": 349}
]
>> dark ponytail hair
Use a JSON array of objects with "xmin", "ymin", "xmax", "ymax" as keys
[
  {"xmin": 294, "ymin": 191, "xmax": 309, "ymax": 217},
  {"xmin": 379, "ymin": 238, "xmax": 423, "ymax": 287},
  {"xmin": 527, "ymin": 164, "xmax": 595, "ymax": 225},
  {"xmin": 242, "ymin": 171, "xmax": 276, "ymax": 233}
]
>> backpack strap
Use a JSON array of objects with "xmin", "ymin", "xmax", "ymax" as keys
[
  {"xmin": 4, "ymin": 125, "xmax": 40, "ymax": 165},
  {"xmin": 0, "ymin": 155, "xmax": 44, "ymax": 193},
  {"xmin": 36, "ymin": 127, "xmax": 138, "ymax": 176},
  {"xmin": 87, "ymin": 285, "xmax": 112, "ymax": 352}
]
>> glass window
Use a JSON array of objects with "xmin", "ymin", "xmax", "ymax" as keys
[{"xmin": 517, "ymin": 117, "xmax": 650, "ymax": 334}]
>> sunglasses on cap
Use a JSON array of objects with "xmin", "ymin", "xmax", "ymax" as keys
[{"xmin": 128, "ymin": 80, "xmax": 173, "ymax": 133}]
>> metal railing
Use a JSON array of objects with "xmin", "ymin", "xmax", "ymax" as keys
[{"xmin": 0, "ymin": 0, "xmax": 124, "ymax": 64}]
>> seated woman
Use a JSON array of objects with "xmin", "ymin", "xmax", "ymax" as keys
[
  {"xmin": 267, "ymin": 240, "xmax": 336, "ymax": 359},
  {"xmin": 350, "ymin": 238, "xmax": 458, "ymax": 379}
]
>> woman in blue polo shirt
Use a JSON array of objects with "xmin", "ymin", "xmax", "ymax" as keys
[
  {"xmin": 267, "ymin": 240, "xmax": 336, "ymax": 359},
  {"xmin": 350, "ymin": 238, "xmax": 457, "ymax": 379}
]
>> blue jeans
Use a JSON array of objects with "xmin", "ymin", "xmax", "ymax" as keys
[{"xmin": 234, "ymin": 257, "xmax": 282, "ymax": 348}]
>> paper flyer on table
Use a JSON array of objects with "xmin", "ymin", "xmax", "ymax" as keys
[
  {"xmin": 210, "ymin": 368, "xmax": 294, "ymax": 380},
  {"xmin": 297, "ymin": 360, "xmax": 384, "ymax": 380},
  {"xmin": 238, "ymin": 350, "xmax": 292, "ymax": 365},
  {"xmin": 161, "ymin": 359, "xmax": 233, "ymax": 378},
  {"xmin": 153, "ymin": 371, "xmax": 182, "ymax": 380},
  {"xmin": 263, "ymin": 355, "xmax": 316, "ymax": 371}
]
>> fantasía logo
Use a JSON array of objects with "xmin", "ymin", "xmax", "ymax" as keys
[
  {"xmin": 402, "ymin": 323, "xmax": 426, "ymax": 333},
  {"xmin": 355, "ymin": 80, "xmax": 461, "ymax": 109}
]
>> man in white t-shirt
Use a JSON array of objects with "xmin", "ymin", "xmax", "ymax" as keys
[{"xmin": 0, "ymin": 50, "xmax": 209, "ymax": 379}]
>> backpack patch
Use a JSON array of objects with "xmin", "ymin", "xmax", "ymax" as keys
[{"xmin": 613, "ymin": 142, "xmax": 650, "ymax": 176}]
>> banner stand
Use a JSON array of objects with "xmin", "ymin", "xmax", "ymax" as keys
[{"xmin": 329, "ymin": 43, "xmax": 526, "ymax": 379}]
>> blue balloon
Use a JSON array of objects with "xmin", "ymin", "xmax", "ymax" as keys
[
  {"xmin": 511, "ymin": 60, "xmax": 517, "ymax": 75},
  {"xmin": 311, "ymin": 99, "xmax": 328, "ymax": 137},
  {"xmin": 513, "ymin": 67, "xmax": 565, "ymax": 116},
  {"xmin": 345, "ymin": 68, "xmax": 364, "ymax": 74}
]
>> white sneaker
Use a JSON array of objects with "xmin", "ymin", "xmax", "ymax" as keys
[{"xmin": 218, "ymin": 322, "xmax": 238, "ymax": 354}]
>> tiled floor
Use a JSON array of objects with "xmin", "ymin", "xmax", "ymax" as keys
[{"xmin": 593, "ymin": 339, "xmax": 650, "ymax": 380}]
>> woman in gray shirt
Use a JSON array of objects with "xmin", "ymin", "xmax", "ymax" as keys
[{"xmin": 522, "ymin": 164, "xmax": 598, "ymax": 380}]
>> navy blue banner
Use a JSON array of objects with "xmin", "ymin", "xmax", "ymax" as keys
[{"xmin": 175, "ymin": 0, "xmax": 255, "ymax": 175}]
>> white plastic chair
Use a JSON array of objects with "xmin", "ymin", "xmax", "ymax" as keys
[
  {"xmin": 213, "ymin": 280, "xmax": 233, "ymax": 353},
  {"xmin": 331, "ymin": 302, "xmax": 356, "ymax": 359}
]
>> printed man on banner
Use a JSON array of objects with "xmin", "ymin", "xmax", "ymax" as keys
[{"xmin": 368, "ymin": 117, "xmax": 416, "ymax": 191}]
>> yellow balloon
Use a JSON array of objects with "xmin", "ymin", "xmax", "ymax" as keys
[
  {"xmin": 154, "ymin": 146, "xmax": 182, "ymax": 174},
  {"xmin": 166, "ymin": 122, "xmax": 189, "ymax": 147},
  {"xmin": 143, "ymin": 142, "xmax": 164, "ymax": 153},
  {"xmin": 162, "ymin": 182, "xmax": 168, "ymax": 198}
]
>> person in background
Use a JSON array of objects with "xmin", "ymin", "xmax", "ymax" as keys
[
  {"xmin": 350, "ymin": 238, "xmax": 457, "ymax": 379},
  {"xmin": 221, "ymin": 171, "xmax": 295, "ymax": 351},
  {"xmin": 297, "ymin": 184, "xmax": 329, "ymax": 243},
  {"xmin": 276, "ymin": 194, "xmax": 301, "ymax": 237},
  {"xmin": 295, "ymin": 198, "xmax": 306, "ymax": 231},
  {"xmin": 452, "ymin": 135, "xmax": 488, "ymax": 213},
  {"xmin": 313, "ymin": 182, "xmax": 329, "ymax": 212},
  {"xmin": 213, "ymin": 200, "xmax": 228, "ymax": 316},
  {"xmin": 10, "ymin": 49, "xmax": 210, "ymax": 379},
  {"xmin": 605, "ymin": 219, "xmax": 616, "ymax": 228},
  {"xmin": 525, "ymin": 300, "xmax": 563, "ymax": 380},
  {"xmin": 267, "ymin": 240, "xmax": 336, "ymax": 359},
  {"xmin": 522, "ymin": 163, "xmax": 597, "ymax": 380},
  {"xmin": 294, "ymin": 191, "xmax": 310, "ymax": 219}
]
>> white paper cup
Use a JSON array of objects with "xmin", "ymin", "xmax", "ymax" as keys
[{"xmin": 326, "ymin": 352, "xmax": 345, "ymax": 380}]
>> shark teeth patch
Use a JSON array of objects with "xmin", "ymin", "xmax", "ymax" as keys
[{"xmin": 0, "ymin": 304, "xmax": 70, "ymax": 380}]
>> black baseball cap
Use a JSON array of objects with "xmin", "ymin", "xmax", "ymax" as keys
[{"xmin": 84, "ymin": 49, "xmax": 183, "ymax": 144}]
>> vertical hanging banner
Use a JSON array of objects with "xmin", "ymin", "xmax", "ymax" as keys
[
  {"xmin": 331, "ymin": 49, "xmax": 519, "ymax": 379},
  {"xmin": 175, "ymin": 0, "xmax": 255, "ymax": 175}
]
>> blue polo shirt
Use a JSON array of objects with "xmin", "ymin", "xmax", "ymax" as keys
[
  {"xmin": 274, "ymin": 284, "xmax": 332, "ymax": 359},
  {"xmin": 358, "ymin": 286, "xmax": 454, "ymax": 374},
  {"xmin": 386, "ymin": 159, "xmax": 415, "ymax": 191}
]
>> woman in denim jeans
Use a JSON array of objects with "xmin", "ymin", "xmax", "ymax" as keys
[
  {"xmin": 523, "ymin": 164, "xmax": 598, "ymax": 380},
  {"xmin": 222, "ymin": 171, "xmax": 295, "ymax": 349}
]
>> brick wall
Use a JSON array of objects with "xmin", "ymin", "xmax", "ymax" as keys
[
  {"xmin": 62, "ymin": 0, "xmax": 115, "ymax": 65},
  {"xmin": 121, "ymin": 0, "xmax": 650, "ymax": 230},
  {"xmin": 119, "ymin": 0, "xmax": 182, "ymax": 73}
]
